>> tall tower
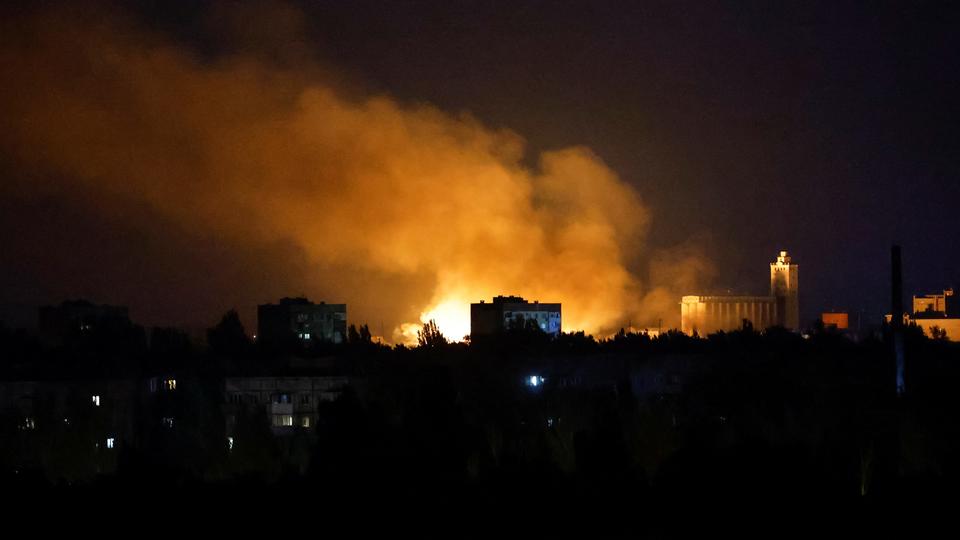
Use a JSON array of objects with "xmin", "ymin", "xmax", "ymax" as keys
[{"xmin": 770, "ymin": 250, "xmax": 799, "ymax": 330}]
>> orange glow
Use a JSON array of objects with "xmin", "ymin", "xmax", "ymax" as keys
[
  {"xmin": 0, "ymin": 4, "xmax": 714, "ymax": 341},
  {"xmin": 420, "ymin": 297, "xmax": 471, "ymax": 342}
]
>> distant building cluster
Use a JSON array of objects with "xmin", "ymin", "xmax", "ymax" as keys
[
  {"xmin": 681, "ymin": 251, "xmax": 800, "ymax": 335},
  {"xmin": 470, "ymin": 295, "xmax": 562, "ymax": 339},
  {"xmin": 29, "ymin": 250, "xmax": 960, "ymax": 349},
  {"xmin": 903, "ymin": 288, "xmax": 960, "ymax": 340}
]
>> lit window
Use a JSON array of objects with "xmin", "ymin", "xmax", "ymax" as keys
[
  {"xmin": 164, "ymin": 378, "xmax": 177, "ymax": 391},
  {"xmin": 227, "ymin": 436, "xmax": 234, "ymax": 451},
  {"xmin": 301, "ymin": 416, "xmax": 311, "ymax": 428},
  {"xmin": 92, "ymin": 395, "xmax": 100, "ymax": 407},
  {"xmin": 272, "ymin": 415, "xmax": 294, "ymax": 427},
  {"xmin": 303, "ymin": 333, "xmax": 311, "ymax": 340},
  {"xmin": 106, "ymin": 437, "xmax": 115, "ymax": 449},
  {"xmin": 526, "ymin": 375, "xmax": 545, "ymax": 387}
]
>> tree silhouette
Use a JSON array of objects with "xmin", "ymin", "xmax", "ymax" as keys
[
  {"xmin": 348, "ymin": 323, "xmax": 374, "ymax": 345},
  {"xmin": 929, "ymin": 325, "xmax": 948, "ymax": 341},
  {"xmin": 207, "ymin": 309, "xmax": 250, "ymax": 356},
  {"xmin": 417, "ymin": 319, "xmax": 447, "ymax": 349},
  {"xmin": 347, "ymin": 324, "xmax": 361, "ymax": 344}
]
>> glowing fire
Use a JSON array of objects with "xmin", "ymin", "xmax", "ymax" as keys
[
  {"xmin": 420, "ymin": 298, "xmax": 472, "ymax": 342},
  {"xmin": 395, "ymin": 296, "xmax": 473, "ymax": 345}
]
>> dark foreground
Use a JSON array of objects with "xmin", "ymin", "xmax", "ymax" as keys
[{"xmin": 3, "ymin": 322, "xmax": 959, "ymax": 535}]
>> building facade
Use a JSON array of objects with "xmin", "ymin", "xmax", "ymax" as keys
[
  {"xmin": 770, "ymin": 251, "xmax": 800, "ymax": 330},
  {"xmin": 470, "ymin": 295, "xmax": 561, "ymax": 338},
  {"xmin": 681, "ymin": 295, "xmax": 781, "ymax": 335},
  {"xmin": 913, "ymin": 288, "xmax": 956, "ymax": 317},
  {"xmin": 821, "ymin": 312, "xmax": 850, "ymax": 330},
  {"xmin": 224, "ymin": 376, "xmax": 351, "ymax": 435},
  {"xmin": 681, "ymin": 251, "xmax": 800, "ymax": 335},
  {"xmin": 257, "ymin": 297, "xmax": 347, "ymax": 344},
  {"xmin": 903, "ymin": 288, "xmax": 960, "ymax": 340}
]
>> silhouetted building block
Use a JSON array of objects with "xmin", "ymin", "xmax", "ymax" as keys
[
  {"xmin": 224, "ymin": 376, "xmax": 350, "ymax": 435},
  {"xmin": 38, "ymin": 299, "xmax": 132, "ymax": 346},
  {"xmin": 470, "ymin": 295, "xmax": 561, "ymax": 339},
  {"xmin": 0, "ymin": 379, "xmax": 139, "ymax": 476},
  {"xmin": 681, "ymin": 250, "xmax": 800, "ymax": 334},
  {"xmin": 257, "ymin": 297, "xmax": 346, "ymax": 344}
]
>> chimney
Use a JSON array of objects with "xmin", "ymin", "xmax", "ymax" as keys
[
  {"xmin": 891, "ymin": 244, "xmax": 905, "ymax": 396},
  {"xmin": 891, "ymin": 245, "xmax": 903, "ymax": 328}
]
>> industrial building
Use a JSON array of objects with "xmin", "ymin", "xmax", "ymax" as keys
[
  {"xmin": 470, "ymin": 295, "xmax": 561, "ymax": 339},
  {"xmin": 903, "ymin": 288, "xmax": 960, "ymax": 340},
  {"xmin": 257, "ymin": 297, "xmax": 347, "ymax": 344},
  {"xmin": 681, "ymin": 251, "xmax": 800, "ymax": 335},
  {"xmin": 913, "ymin": 288, "xmax": 957, "ymax": 317}
]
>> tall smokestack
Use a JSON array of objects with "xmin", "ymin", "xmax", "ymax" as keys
[
  {"xmin": 891, "ymin": 245, "xmax": 903, "ymax": 329},
  {"xmin": 891, "ymin": 245, "xmax": 905, "ymax": 395}
]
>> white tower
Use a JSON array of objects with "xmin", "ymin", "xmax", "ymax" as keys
[{"xmin": 770, "ymin": 250, "xmax": 799, "ymax": 330}]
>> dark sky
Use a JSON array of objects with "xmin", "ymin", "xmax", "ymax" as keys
[{"xmin": 2, "ymin": 0, "xmax": 959, "ymax": 330}]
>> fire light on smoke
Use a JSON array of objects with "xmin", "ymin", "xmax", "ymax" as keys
[
  {"xmin": 394, "ymin": 295, "xmax": 472, "ymax": 345},
  {"xmin": 0, "ymin": 4, "xmax": 713, "ymax": 340},
  {"xmin": 421, "ymin": 297, "xmax": 472, "ymax": 342}
]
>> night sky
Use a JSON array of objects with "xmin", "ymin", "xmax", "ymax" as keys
[{"xmin": 2, "ymin": 0, "xmax": 958, "ymax": 334}]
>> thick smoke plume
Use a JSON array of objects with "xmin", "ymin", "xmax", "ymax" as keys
[{"xmin": 0, "ymin": 4, "xmax": 710, "ymax": 341}]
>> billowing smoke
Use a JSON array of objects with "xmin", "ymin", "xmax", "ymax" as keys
[{"xmin": 0, "ymin": 3, "xmax": 711, "ymax": 341}]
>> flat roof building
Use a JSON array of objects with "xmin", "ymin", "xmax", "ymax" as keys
[
  {"xmin": 821, "ymin": 312, "xmax": 850, "ymax": 330},
  {"xmin": 913, "ymin": 288, "xmax": 957, "ymax": 318},
  {"xmin": 257, "ymin": 297, "xmax": 346, "ymax": 344},
  {"xmin": 471, "ymin": 295, "xmax": 561, "ymax": 339},
  {"xmin": 900, "ymin": 288, "xmax": 960, "ymax": 341}
]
